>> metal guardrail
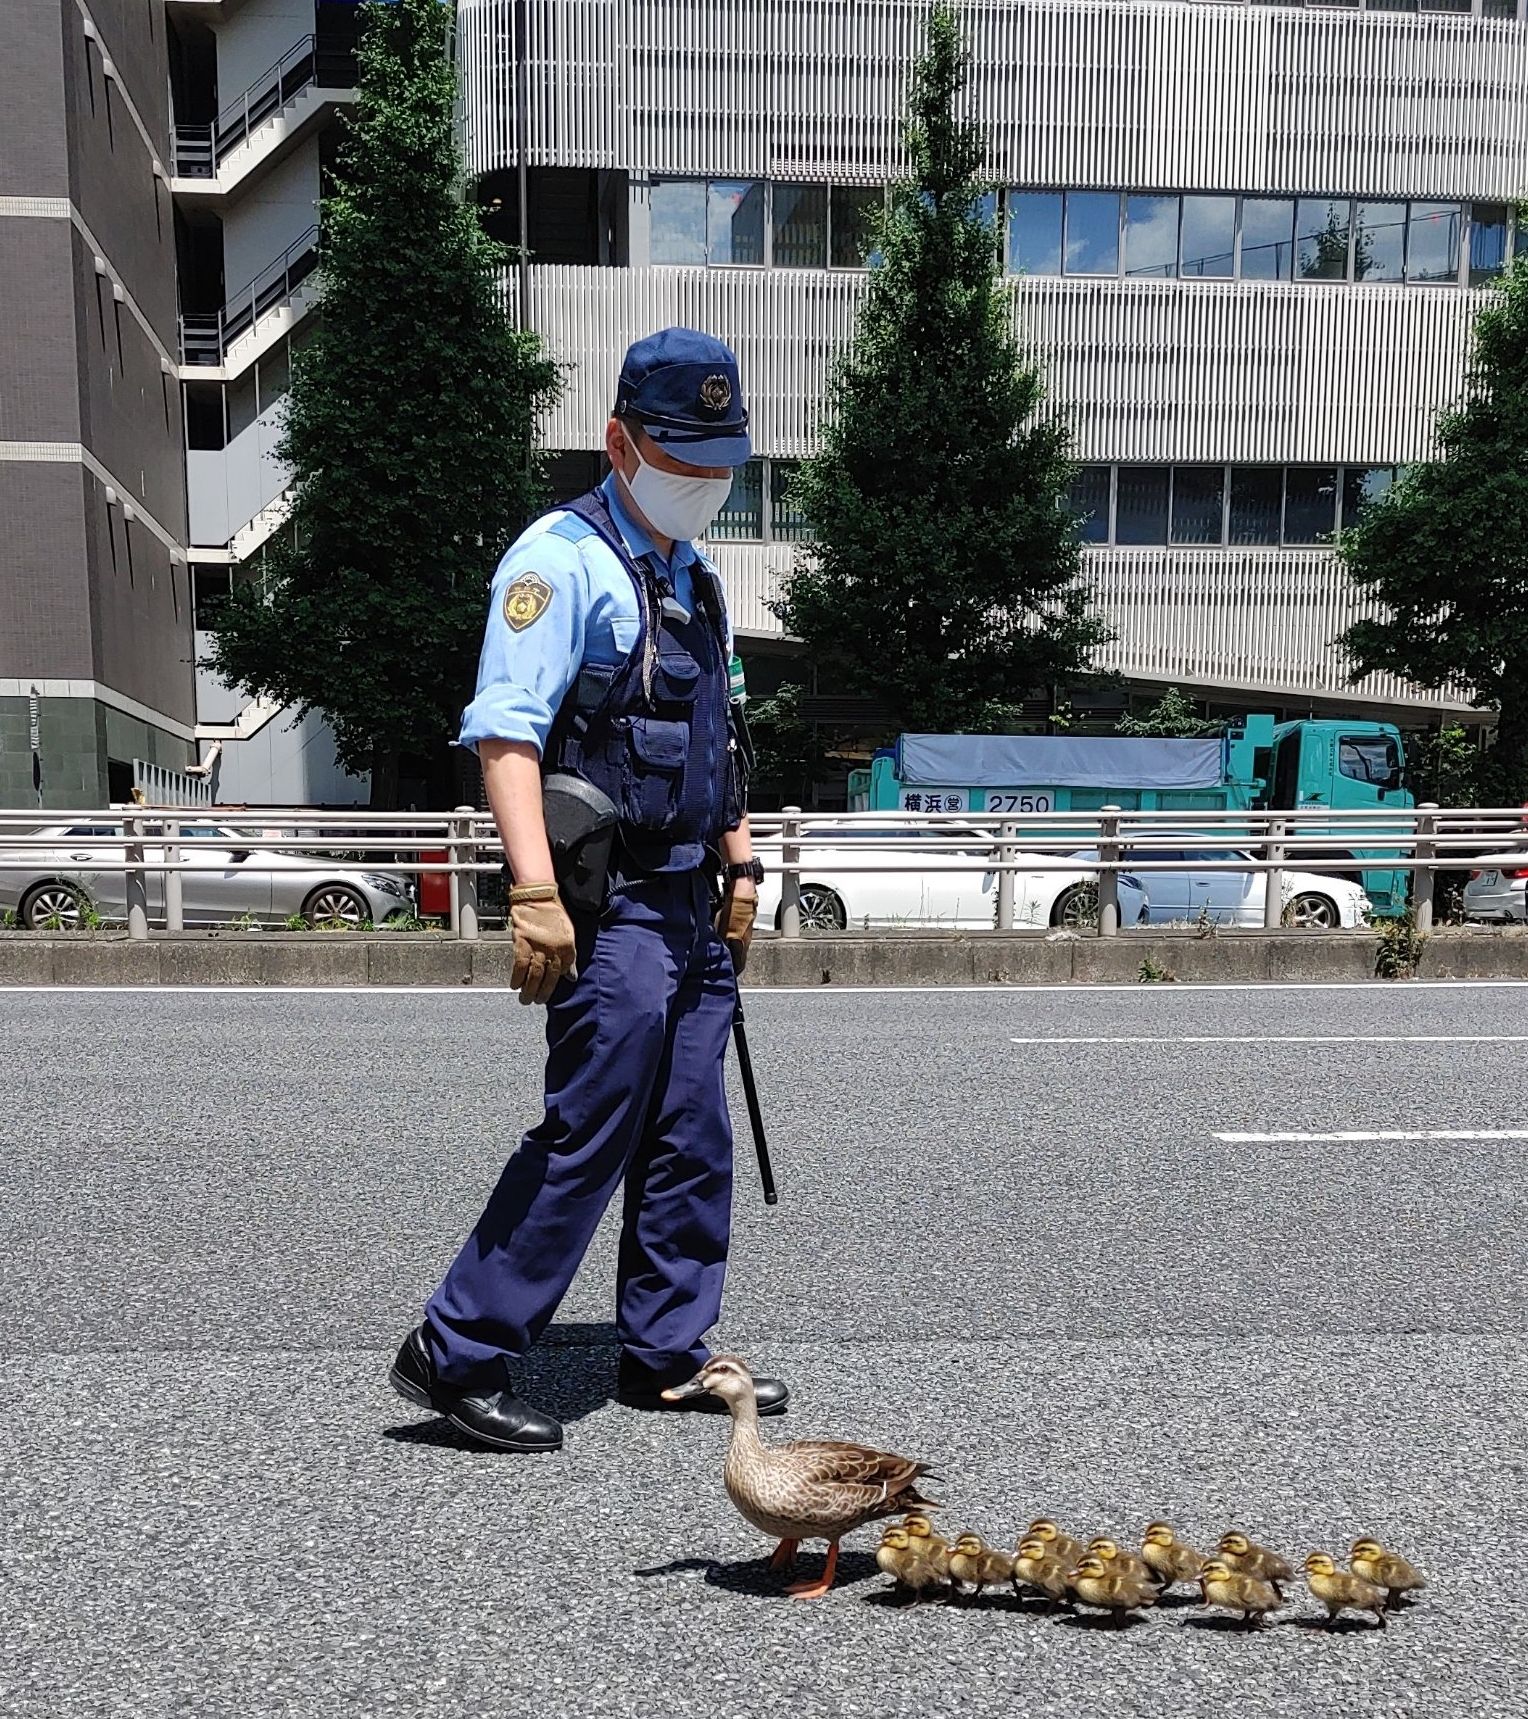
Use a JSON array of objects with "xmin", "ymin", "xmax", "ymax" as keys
[
  {"xmin": 180, "ymin": 226, "xmax": 320, "ymax": 366},
  {"xmin": 172, "ymin": 36, "xmax": 354, "ymax": 178},
  {"xmin": 4, "ymin": 805, "xmax": 1528, "ymax": 942}
]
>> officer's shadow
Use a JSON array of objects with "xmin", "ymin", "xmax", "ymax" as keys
[{"xmin": 381, "ymin": 1321, "xmax": 625, "ymax": 1450}]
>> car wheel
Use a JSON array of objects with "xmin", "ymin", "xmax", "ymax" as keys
[
  {"xmin": 777, "ymin": 883, "xmax": 848, "ymax": 932},
  {"xmin": 1288, "ymin": 892, "xmax": 1339, "ymax": 930},
  {"xmin": 1052, "ymin": 882, "xmax": 1099, "ymax": 930},
  {"xmin": 21, "ymin": 881, "xmax": 87, "ymax": 930},
  {"xmin": 302, "ymin": 883, "xmax": 370, "ymax": 928}
]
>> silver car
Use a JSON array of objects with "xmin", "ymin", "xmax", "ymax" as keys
[
  {"xmin": 1463, "ymin": 854, "xmax": 1528, "ymax": 923},
  {"xmin": 0, "ymin": 821, "xmax": 415, "ymax": 929}
]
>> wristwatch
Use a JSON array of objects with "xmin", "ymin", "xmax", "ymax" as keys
[{"xmin": 724, "ymin": 859, "xmax": 765, "ymax": 885}]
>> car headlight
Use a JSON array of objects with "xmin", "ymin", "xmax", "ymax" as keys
[{"xmin": 361, "ymin": 872, "xmax": 407, "ymax": 896}]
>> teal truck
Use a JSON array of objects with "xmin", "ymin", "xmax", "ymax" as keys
[{"xmin": 846, "ymin": 715, "xmax": 1414, "ymax": 916}]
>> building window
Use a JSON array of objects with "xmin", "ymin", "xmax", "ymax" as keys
[
  {"xmin": 1342, "ymin": 466, "xmax": 1398, "ymax": 526},
  {"xmin": 769, "ymin": 461, "xmax": 811, "ymax": 541},
  {"xmin": 710, "ymin": 459, "xmax": 765, "ymax": 540},
  {"xmin": 1406, "ymin": 202, "xmax": 1461, "ymax": 283},
  {"xmin": 1283, "ymin": 467, "xmax": 1339, "ymax": 544},
  {"xmin": 1069, "ymin": 465, "xmax": 1112, "ymax": 543},
  {"xmin": 1065, "ymin": 191, "xmax": 1120, "ymax": 276},
  {"xmin": 1009, "ymin": 190, "xmax": 1063, "ymax": 276},
  {"xmin": 830, "ymin": 185, "xmax": 882, "ymax": 268},
  {"xmin": 650, "ymin": 179, "xmax": 707, "ymax": 264},
  {"xmin": 707, "ymin": 179, "xmax": 766, "ymax": 266},
  {"xmin": 1115, "ymin": 467, "xmax": 1170, "ymax": 544},
  {"xmin": 1180, "ymin": 195, "xmax": 1236, "ymax": 279},
  {"xmin": 1241, "ymin": 197, "xmax": 1296, "ymax": 281},
  {"xmin": 1354, "ymin": 201, "xmax": 1406, "ymax": 282},
  {"xmin": 1469, "ymin": 204, "xmax": 1510, "ymax": 284},
  {"xmin": 191, "ymin": 564, "xmax": 234, "ymax": 629},
  {"xmin": 1296, "ymin": 199, "xmax": 1351, "ymax": 281},
  {"xmin": 1229, "ymin": 468, "xmax": 1283, "ymax": 545},
  {"xmin": 1170, "ymin": 466, "xmax": 1225, "ymax": 545},
  {"xmin": 773, "ymin": 183, "xmax": 828, "ymax": 268},
  {"xmin": 1125, "ymin": 194, "xmax": 1179, "ymax": 279}
]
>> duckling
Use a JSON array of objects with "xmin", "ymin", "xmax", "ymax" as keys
[
  {"xmin": 1218, "ymin": 1530, "xmax": 1295, "ymax": 1598},
  {"xmin": 1012, "ymin": 1536, "xmax": 1073, "ymax": 1611},
  {"xmin": 947, "ymin": 1533, "xmax": 1014, "ymax": 1600},
  {"xmin": 1088, "ymin": 1536, "xmax": 1159, "ymax": 1585},
  {"xmin": 661, "ymin": 1355, "xmax": 938, "ymax": 1599},
  {"xmin": 902, "ymin": 1513, "xmax": 952, "ymax": 1581},
  {"xmin": 1025, "ymin": 1518, "xmax": 1088, "ymax": 1568},
  {"xmin": 1068, "ymin": 1554, "xmax": 1159, "ymax": 1626},
  {"xmin": 876, "ymin": 1526, "xmax": 946, "ymax": 1604},
  {"xmin": 1304, "ymin": 1552, "xmax": 1387, "ymax": 1629},
  {"xmin": 1199, "ymin": 1557, "xmax": 1283, "ymax": 1628},
  {"xmin": 1141, "ymin": 1521, "xmax": 1207, "ymax": 1593},
  {"xmin": 1350, "ymin": 1538, "xmax": 1426, "ymax": 1609}
]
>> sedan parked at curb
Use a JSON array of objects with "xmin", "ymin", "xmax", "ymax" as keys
[
  {"xmin": 754, "ymin": 825, "xmax": 1148, "ymax": 931},
  {"xmin": 0, "ymin": 822, "xmax": 416, "ymax": 929},
  {"xmin": 1112, "ymin": 847, "xmax": 1371, "ymax": 929}
]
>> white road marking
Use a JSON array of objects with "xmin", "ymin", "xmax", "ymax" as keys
[
  {"xmin": 1010, "ymin": 1034, "xmax": 1528, "ymax": 1045},
  {"xmin": 4, "ymin": 980, "xmax": 1528, "ymax": 997},
  {"xmin": 1215, "ymin": 1129, "xmax": 1528, "ymax": 1143}
]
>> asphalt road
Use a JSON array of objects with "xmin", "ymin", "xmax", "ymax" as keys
[{"xmin": 3, "ymin": 981, "xmax": 1525, "ymax": 1718}]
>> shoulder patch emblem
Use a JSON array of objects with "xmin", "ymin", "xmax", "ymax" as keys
[{"xmin": 502, "ymin": 572, "xmax": 553, "ymax": 632}]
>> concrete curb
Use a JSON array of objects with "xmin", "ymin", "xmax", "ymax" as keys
[{"xmin": 3, "ymin": 927, "xmax": 1528, "ymax": 986}]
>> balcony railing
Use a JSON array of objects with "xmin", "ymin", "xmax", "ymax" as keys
[
  {"xmin": 172, "ymin": 35, "xmax": 354, "ymax": 178},
  {"xmin": 180, "ymin": 226, "xmax": 320, "ymax": 366}
]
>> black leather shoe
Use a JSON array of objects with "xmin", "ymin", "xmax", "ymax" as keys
[
  {"xmin": 389, "ymin": 1328, "xmax": 563, "ymax": 1453},
  {"xmin": 616, "ymin": 1356, "xmax": 789, "ymax": 1417}
]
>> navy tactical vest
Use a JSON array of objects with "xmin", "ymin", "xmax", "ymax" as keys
[{"xmin": 545, "ymin": 488, "xmax": 744, "ymax": 875}]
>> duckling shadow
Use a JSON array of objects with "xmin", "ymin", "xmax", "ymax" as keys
[
  {"xmin": 1055, "ymin": 1611, "xmax": 1151, "ymax": 1632},
  {"xmin": 1180, "ymin": 1614, "xmax": 1274, "ymax": 1634},
  {"xmin": 1154, "ymin": 1591, "xmax": 1204, "ymax": 1611},
  {"xmin": 1289, "ymin": 1616, "xmax": 1386, "ymax": 1637}
]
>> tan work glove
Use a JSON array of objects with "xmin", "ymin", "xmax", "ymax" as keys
[
  {"xmin": 716, "ymin": 883, "xmax": 757, "ymax": 975},
  {"xmin": 509, "ymin": 884, "xmax": 577, "ymax": 1005}
]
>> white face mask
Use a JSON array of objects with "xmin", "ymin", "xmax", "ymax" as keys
[{"xmin": 625, "ymin": 440, "xmax": 734, "ymax": 542}]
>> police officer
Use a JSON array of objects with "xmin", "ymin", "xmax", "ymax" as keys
[{"xmin": 388, "ymin": 328, "xmax": 788, "ymax": 1451}]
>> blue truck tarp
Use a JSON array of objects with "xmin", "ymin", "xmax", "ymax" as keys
[{"xmin": 896, "ymin": 734, "xmax": 1226, "ymax": 791}]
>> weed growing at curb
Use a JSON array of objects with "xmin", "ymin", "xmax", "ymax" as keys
[
  {"xmin": 1373, "ymin": 909, "xmax": 1426, "ymax": 979},
  {"xmin": 1138, "ymin": 953, "xmax": 1176, "ymax": 983}
]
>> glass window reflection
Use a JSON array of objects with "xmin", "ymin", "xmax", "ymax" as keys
[
  {"xmin": 1297, "ymin": 199, "xmax": 1351, "ymax": 281},
  {"xmin": 1069, "ymin": 466, "xmax": 1112, "ymax": 543},
  {"xmin": 1180, "ymin": 196, "xmax": 1236, "ymax": 279},
  {"xmin": 1065, "ymin": 192, "xmax": 1120, "ymax": 276},
  {"xmin": 650, "ymin": 180, "xmax": 707, "ymax": 265},
  {"xmin": 1125, "ymin": 195, "xmax": 1179, "ymax": 278},
  {"xmin": 773, "ymin": 184, "xmax": 828, "ymax": 269},
  {"xmin": 708, "ymin": 180, "xmax": 766, "ymax": 266},
  {"xmin": 1469, "ymin": 204, "xmax": 1509, "ymax": 285},
  {"xmin": 1229, "ymin": 468, "xmax": 1283, "ymax": 545},
  {"xmin": 1115, "ymin": 467, "xmax": 1170, "ymax": 543},
  {"xmin": 1171, "ymin": 467, "xmax": 1225, "ymax": 544},
  {"xmin": 830, "ymin": 185, "xmax": 882, "ymax": 268},
  {"xmin": 1354, "ymin": 201, "xmax": 1406, "ymax": 281},
  {"xmin": 1241, "ymin": 198, "xmax": 1296, "ymax": 281},
  {"xmin": 1009, "ymin": 191, "xmax": 1063, "ymax": 276},
  {"xmin": 1283, "ymin": 467, "xmax": 1339, "ymax": 543},
  {"xmin": 1406, "ymin": 202, "xmax": 1461, "ymax": 283},
  {"xmin": 710, "ymin": 460, "xmax": 764, "ymax": 539}
]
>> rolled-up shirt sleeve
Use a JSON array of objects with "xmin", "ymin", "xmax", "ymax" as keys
[{"xmin": 458, "ymin": 535, "xmax": 588, "ymax": 757}]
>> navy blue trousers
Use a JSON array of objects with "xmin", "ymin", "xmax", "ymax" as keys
[{"xmin": 424, "ymin": 871, "xmax": 736, "ymax": 1387}]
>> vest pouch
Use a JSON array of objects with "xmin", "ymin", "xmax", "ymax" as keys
[
  {"xmin": 620, "ymin": 716, "xmax": 689, "ymax": 832},
  {"xmin": 653, "ymin": 650, "xmax": 701, "ymax": 708}
]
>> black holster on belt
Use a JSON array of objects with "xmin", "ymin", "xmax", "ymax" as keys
[{"xmin": 541, "ymin": 771, "xmax": 619, "ymax": 915}]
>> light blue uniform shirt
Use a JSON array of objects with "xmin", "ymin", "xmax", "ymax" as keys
[{"xmin": 459, "ymin": 474, "xmax": 731, "ymax": 758}]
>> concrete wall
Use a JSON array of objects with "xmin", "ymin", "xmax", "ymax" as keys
[
  {"xmin": 221, "ymin": 139, "xmax": 320, "ymax": 300},
  {"xmin": 0, "ymin": 465, "xmax": 95, "ymax": 683},
  {"xmin": 187, "ymin": 393, "xmax": 289, "ymax": 545},
  {"xmin": 211, "ymin": 705, "xmax": 368, "ymax": 807},
  {"xmin": 0, "ymin": 692, "xmax": 190, "ymax": 808},
  {"xmin": 215, "ymin": 0, "xmax": 315, "ymax": 111}
]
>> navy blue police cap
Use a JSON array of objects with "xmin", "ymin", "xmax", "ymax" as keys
[{"xmin": 613, "ymin": 327, "xmax": 752, "ymax": 468}]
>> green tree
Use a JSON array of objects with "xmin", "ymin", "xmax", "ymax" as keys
[
  {"xmin": 210, "ymin": 0, "xmax": 559, "ymax": 806},
  {"xmin": 775, "ymin": 4, "xmax": 1105, "ymax": 736},
  {"xmin": 746, "ymin": 682, "xmax": 835, "ymax": 806},
  {"xmin": 1339, "ymin": 255, "xmax": 1528, "ymax": 802},
  {"xmin": 1116, "ymin": 686, "xmax": 1222, "ymax": 738}
]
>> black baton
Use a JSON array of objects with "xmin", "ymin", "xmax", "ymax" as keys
[{"xmin": 730, "ymin": 985, "xmax": 778, "ymax": 1205}]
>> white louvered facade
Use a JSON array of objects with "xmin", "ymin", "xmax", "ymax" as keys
[{"xmin": 458, "ymin": 0, "xmax": 1528, "ymax": 713}]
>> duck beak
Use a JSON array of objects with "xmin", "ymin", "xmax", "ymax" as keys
[{"xmin": 660, "ymin": 1370, "xmax": 710, "ymax": 1401}]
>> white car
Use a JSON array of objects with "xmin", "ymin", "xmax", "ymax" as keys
[
  {"xmin": 0, "ymin": 821, "xmax": 416, "ymax": 929},
  {"xmin": 1462, "ymin": 854, "xmax": 1528, "ymax": 923},
  {"xmin": 1120, "ymin": 846, "xmax": 1371, "ymax": 929},
  {"xmin": 755, "ymin": 825, "xmax": 1148, "ymax": 931}
]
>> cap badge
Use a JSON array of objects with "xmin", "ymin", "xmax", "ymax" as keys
[
  {"xmin": 698, "ymin": 374, "xmax": 732, "ymax": 412},
  {"xmin": 503, "ymin": 572, "xmax": 553, "ymax": 632}
]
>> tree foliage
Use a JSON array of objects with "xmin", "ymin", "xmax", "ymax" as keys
[
  {"xmin": 775, "ymin": 4, "xmax": 1105, "ymax": 737},
  {"xmin": 1116, "ymin": 686, "xmax": 1222, "ymax": 738},
  {"xmin": 1339, "ymin": 255, "xmax": 1528, "ymax": 801},
  {"xmin": 745, "ymin": 682, "xmax": 836, "ymax": 805},
  {"xmin": 210, "ymin": 0, "xmax": 560, "ymax": 806}
]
